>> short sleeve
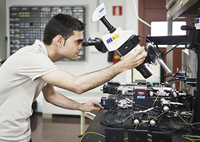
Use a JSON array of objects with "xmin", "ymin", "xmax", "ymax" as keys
[{"xmin": 17, "ymin": 49, "xmax": 58, "ymax": 81}]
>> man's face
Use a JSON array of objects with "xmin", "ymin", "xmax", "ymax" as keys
[{"xmin": 60, "ymin": 30, "xmax": 84, "ymax": 61}]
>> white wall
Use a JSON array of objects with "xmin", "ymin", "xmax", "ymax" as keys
[
  {"xmin": 6, "ymin": 0, "xmax": 138, "ymax": 112},
  {"xmin": 125, "ymin": 0, "xmax": 139, "ymax": 82}
]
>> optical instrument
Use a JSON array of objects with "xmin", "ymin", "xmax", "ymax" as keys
[{"xmin": 82, "ymin": 3, "xmax": 171, "ymax": 79}]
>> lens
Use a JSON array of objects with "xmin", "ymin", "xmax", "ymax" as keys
[
  {"xmin": 82, "ymin": 38, "xmax": 96, "ymax": 46},
  {"xmin": 136, "ymin": 63, "xmax": 154, "ymax": 78},
  {"xmin": 82, "ymin": 38, "xmax": 108, "ymax": 53},
  {"xmin": 156, "ymin": 58, "xmax": 172, "ymax": 74}
]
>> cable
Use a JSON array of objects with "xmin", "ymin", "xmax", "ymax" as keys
[
  {"xmin": 162, "ymin": 73, "xmax": 173, "ymax": 79},
  {"xmin": 100, "ymin": 107, "xmax": 120, "ymax": 126},
  {"xmin": 157, "ymin": 112, "xmax": 191, "ymax": 132},
  {"xmin": 138, "ymin": 35, "xmax": 157, "ymax": 48},
  {"xmin": 182, "ymin": 135, "xmax": 200, "ymax": 142},
  {"xmin": 157, "ymin": 117, "xmax": 177, "ymax": 132},
  {"xmin": 125, "ymin": 97, "xmax": 148, "ymax": 109},
  {"xmin": 135, "ymin": 111, "xmax": 166, "ymax": 130},
  {"xmin": 132, "ymin": 0, "xmax": 151, "ymax": 27},
  {"xmin": 101, "ymin": 96, "xmax": 158, "ymax": 127},
  {"xmin": 103, "ymin": 106, "xmax": 134, "ymax": 126},
  {"xmin": 79, "ymin": 132, "xmax": 105, "ymax": 142},
  {"xmin": 125, "ymin": 97, "xmax": 160, "ymax": 113},
  {"xmin": 151, "ymin": 93, "xmax": 160, "ymax": 108},
  {"xmin": 169, "ymin": 111, "xmax": 200, "ymax": 126},
  {"xmin": 164, "ymin": 42, "xmax": 189, "ymax": 57},
  {"xmin": 100, "ymin": 95, "xmax": 126, "ymax": 126},
  {"xmin": 101, "ymin": 93, "xmax": 155, "ymax": 126},
  {"xmin": 194, "ymin": 42, "xmax": 200, "ymax": 46}
]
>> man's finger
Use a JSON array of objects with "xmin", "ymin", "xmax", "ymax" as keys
[{"xmin": 136, "ymin": 46, "xmax": 145, "ymax": 55}]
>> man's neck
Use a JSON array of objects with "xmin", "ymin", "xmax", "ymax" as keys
[{"xmin": 44, "ymin": 43, "xmax": 61, "ymax": 62}]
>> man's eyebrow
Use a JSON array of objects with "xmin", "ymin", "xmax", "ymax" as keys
[
  {"xmin": 78, "ymin": 39, "xmax": 83, "ymax": 41},
  {"xmin": 76, "ymin": 39, "xmax": 83, "ymax": 43}
]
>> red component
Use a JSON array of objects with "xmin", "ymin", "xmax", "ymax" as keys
[
  {"xmin": 113, "ymin": 50, "xmax": 120, "ymax": 64},
  {"xmin": 137, "ymin": 92, "xmax": 145, "ymax": 95}
]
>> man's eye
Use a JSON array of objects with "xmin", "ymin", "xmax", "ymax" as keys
[{"xmin": 77, "ymin": 39, "xmax": 83, "ymax": 45}]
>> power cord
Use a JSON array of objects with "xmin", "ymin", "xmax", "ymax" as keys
[{"xmin": 182, "ymin": 135, "xmax": 200, "ymax": 142}]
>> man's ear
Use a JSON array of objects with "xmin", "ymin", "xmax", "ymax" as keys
[{"xmin": 54, "ymin": 35, "xmax": 64, "ymax": 48}]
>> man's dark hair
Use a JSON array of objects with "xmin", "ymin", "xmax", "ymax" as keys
[{"xmin": 43, "ymin": 14, "xmax": 85, "ymax": 45}]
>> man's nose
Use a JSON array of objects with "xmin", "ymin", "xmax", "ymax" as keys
[{"xmin": 79, "ymin": 44, "xmax": 84, "ymax": 50}]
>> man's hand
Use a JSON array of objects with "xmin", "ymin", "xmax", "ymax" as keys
[
  {"xmin": 119, "ymin": 46, "xmax": 147, "ymax": 72},
  {"xmin": 79, "ymin": 99, "xmax": 103, "ymax": 112}
]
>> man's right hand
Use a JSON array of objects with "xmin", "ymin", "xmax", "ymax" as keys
[{"xmin": 118, "ymin": 46, "xmax": 147, "ymax": 72}]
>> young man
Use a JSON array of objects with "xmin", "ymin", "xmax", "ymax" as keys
[{"xmin": 0, "ymin": 14, "xmax": 147, "ymax": 141}]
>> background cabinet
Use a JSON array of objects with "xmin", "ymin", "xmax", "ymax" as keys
[
  {"xmin": 0, "ymin": 0, "xmax": 6, "ymax": 61},
  {"xmin": 9, "ymin": 6, "xmax": 86, "ymax": 60}
]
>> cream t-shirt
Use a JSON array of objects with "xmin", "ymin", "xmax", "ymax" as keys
[{"xmin": 0, "ymin": 40, "xmax": 58, "ymax": 141}]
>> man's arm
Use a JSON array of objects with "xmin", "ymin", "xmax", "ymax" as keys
[
  {"xmin": 42, "ymin": 84, "xmax": 101, "ymax": 111},
  {"xmin": 41, "ymin": 46, "xmax": 146, "ymax": 94}
]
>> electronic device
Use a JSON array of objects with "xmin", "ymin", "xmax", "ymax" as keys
[
  {"xmin": 128, "ymin": 130, "xmax": 148, "ymax": 142},
  {"xmin": 82, "ymin": 3, "xmax": 200, "ymax": 140},
  {"xmin": 82, "ymin": 3, "xmax": 171, "ymax": 79},
  {"xmin": 105, "ymin": 128, "xmax": 124, "ymax": 142},
  {"xmin": 152, "ymin": 131, "xmax": 172, "ymax": 142},
  {"xmin": 100, "ymin": 81, "xmax": 180, "ymax": 111}
]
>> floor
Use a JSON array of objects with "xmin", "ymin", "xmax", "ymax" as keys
[{"xmin": 30, "ymin": 113, "xmax": 92, "ymax": 142}]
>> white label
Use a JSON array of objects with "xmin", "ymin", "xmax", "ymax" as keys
[{"xmin": 195, "ymin": 18, "xmax": 200, "ymax": 29}]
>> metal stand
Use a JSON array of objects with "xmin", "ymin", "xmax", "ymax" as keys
[
  {"xmin": 146, "ymin": 24, "xmax": 200, "ymax": 134},
  {"xmin": 193, "ymin": 27, "xmax": 200, "ymax": 134}
]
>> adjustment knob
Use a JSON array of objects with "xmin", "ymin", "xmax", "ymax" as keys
[
  {"xmin": 133, "ymin": 119, "xmax": 140, "ymax": 126},
  {"xmin": 149, "ymin": 120, "xmax": 156, "ymax": 127}
]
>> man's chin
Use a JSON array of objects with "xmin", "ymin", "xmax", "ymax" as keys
[
  {"xmin": 71, "ymin": 57, "xmax": 78, "ymax": 61},
  {"xmin": 61, "ymin": 57, "xmax": 77, "ymax": 61}
]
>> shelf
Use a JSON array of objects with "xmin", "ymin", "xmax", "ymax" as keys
[{"xmin": 167, "ymin": 0, "xmax": 199, "ymax": 20}]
